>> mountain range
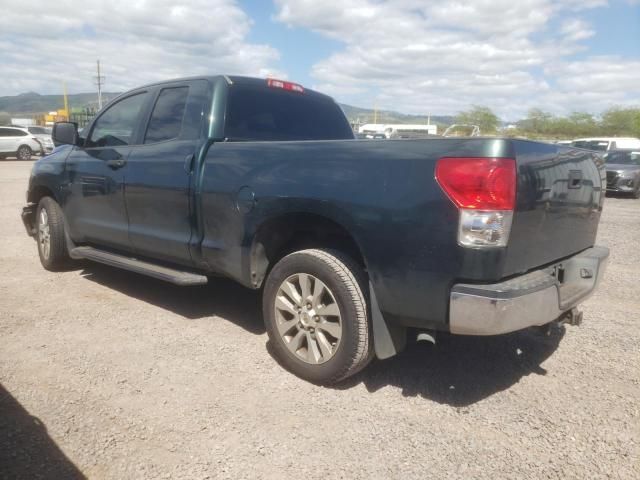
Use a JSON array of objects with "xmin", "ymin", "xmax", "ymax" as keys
[{"xmin": 0, "ymin": 91, "xmax": 454, "ymax": 125}]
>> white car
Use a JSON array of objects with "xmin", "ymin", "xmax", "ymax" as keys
[
  {"xmin": 572, "ymin": 137, "xmax": 640, "ymax": 152},
  {"xmin": 25, "ymin": 126, "xmax": 54, "ymax": 154},
  {"xmin": 0, "ymin": 126, "xmax": 43, "ymax": 160}
]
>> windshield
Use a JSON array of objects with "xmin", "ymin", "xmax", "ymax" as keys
[
  {"xmin": 572, "ymin": 140, "xmax": 609, "ymax": 151},
  {"xmin": 605, "ymin": 151, "xmax": 640, "ymax": 165},
  {"xmin": 28, "ymin": 126, "xmax": 50, "ymax": 135}
]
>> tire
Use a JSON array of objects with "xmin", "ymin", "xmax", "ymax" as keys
[
  {"xmin": 36, "ymin": 197, "xmax": 71, "ymax": 271},
  {"xmin": 17, "ymin": 145, "xmax": 32, "ymax": 161},
  {"xmin": 263, "ymin": 249, "xmax": 373, "ymax": 384}
]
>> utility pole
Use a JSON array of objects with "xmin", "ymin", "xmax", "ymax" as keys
[
  {"xmin": 94, "ymin": 60, "xmax": 105, "ymax": 110},
  {"xmin": 63, "ymin": 81, "xmax": 69, "ymax": 121}
]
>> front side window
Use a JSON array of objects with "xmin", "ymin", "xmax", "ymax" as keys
[
  {"xmin": 145, "ymin": 87, "xmax": 189, "ymax": 144},
  {"xmin": 87, "ymin": 93, "xmax": 147, "ymax": 147}
]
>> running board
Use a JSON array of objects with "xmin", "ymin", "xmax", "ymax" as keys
[{"xmin": 71, "ymin": 246, "xmax": 208, "ymax": 286}]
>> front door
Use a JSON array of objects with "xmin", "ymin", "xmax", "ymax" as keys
[{"xmin": 64, "ymin": 91, "xmax": 149, "ymax": 251}]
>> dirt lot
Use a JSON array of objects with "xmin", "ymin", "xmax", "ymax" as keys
[{"xmin": 1, "ymin": 159, "xmax": 638, "ymax": 479}]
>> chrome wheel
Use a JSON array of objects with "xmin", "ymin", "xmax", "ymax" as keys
[
  {"xmin": 38, "ymin": 209, "xmax": 51, "ymax": 260},
  {"xmin": 274, "ymin": 273, "xmax": 342, "ymax": 364}
]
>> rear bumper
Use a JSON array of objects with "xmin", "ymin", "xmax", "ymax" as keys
[{"xmin": 449, "ymin": 246, "xmax": 609, "ymax": 335}]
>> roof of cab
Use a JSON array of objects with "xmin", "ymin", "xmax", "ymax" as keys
[{"xmin": 127, "ymin": 75, "xmax": 331, "ymax": 100}]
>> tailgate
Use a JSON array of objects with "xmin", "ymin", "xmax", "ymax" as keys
[{"xmin": 502, "ymin": 141, "xmax": 605, "ymax": 276}]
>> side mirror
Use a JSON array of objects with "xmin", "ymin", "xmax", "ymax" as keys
[{"xmin": 52, "ymin": 122, "xmax": 79, "ymax": 147}]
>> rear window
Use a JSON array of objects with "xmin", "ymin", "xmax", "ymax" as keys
[
  {"xmin": 224, "ymin": 85, "xmax": 353, "ymax": 141},
  {"xmin": 145, "ymin": 87, "xmax": 189, "ymax": 144},
  {"xmin": 572, "ymin": 140, "xmax": 609, "ymax": 151}
]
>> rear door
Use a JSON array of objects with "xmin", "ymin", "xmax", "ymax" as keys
[
  {"xmin": 64, "ymin": 90, "xmax": 150, "ymax": 251},
  {"xmin": 124, "ymin": 80, "xmax": 210, "ymax": 266},
  {"xmin": 0, "ymin": 127, "xmax": 27, "ymax": 154},
  {"xmin": 0, "ymin": 128, "xmax": 13, "ymax": 153}
]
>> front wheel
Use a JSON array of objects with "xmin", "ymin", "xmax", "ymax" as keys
[
  {"xmin": 17, "ymin": 145, "xmax": 32, "ymax": 161},
  {"xmin": 36, "ymin": 197, "xmax": 71, "ymax": 271},
  {"xmin": 263, "ymin": 249, "xmax": 373, "ymax": 384}
]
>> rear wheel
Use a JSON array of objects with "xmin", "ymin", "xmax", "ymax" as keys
[
  {"xmin": 36, "ymin": 197, "xmax": 71, "ymax": 271},
  {"xmin": 263, "ymin": 249, "xmax": 373, "ymax": 384}
]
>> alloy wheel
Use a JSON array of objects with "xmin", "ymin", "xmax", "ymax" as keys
[
  {"xmin": 38, "ymin": 209, "xmax": 51, "ymax": 260},
  {"xmin": 274, "ymin": 273, "xmax": 343, "ymax": 364}
]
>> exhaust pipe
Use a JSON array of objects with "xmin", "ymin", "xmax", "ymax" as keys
[
  {"xmin": 563, "ymin": 308, "xmax": 583, "ymax": 326},
  {"xmin": 416, "ymin": 330, "xmax": 436, "ymax": 344},
  {"xmin": 537, "ymin": 308, "xmax": 583, "ymax": 336}
]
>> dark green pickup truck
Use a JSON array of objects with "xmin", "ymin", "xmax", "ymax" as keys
[{"xmin": 22, "ymin": 75, "xmax": 609, "ymax": 384}]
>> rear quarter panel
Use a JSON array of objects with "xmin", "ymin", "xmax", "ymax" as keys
[{"xmin": 198, "ymin": 138, "xmax": 517, "ymax": 329}]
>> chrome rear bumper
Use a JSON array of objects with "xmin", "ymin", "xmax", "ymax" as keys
[{"xmin": 449, "ymin": 246, "xmax": 609, "ymax": 335}]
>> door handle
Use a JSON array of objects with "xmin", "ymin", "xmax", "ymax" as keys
[
  {"xmin": 184, "ymin": 153, "xmax": 195, "ymax": 173},
  {"xmin": 106, "ymin": 159, "xmax": 126, "ymax": 169}
]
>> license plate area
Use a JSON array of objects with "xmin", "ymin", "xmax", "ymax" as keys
[{"xmin": 551, "ymin": 256, "xmax": 599, "ymax": 310}]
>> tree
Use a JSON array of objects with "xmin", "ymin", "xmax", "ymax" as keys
[
  {"xmin": 455, "ymin": 105, "xmax": 500, "ymax": 134},
  {"xmin": 600, "ymin": 107, "xmax": 640, "ymax": 137},
  {"xmin": 518, "ymin": 109, "xmax": 553, "ymax": 135},
  {"xmin": 0, "ymin": 112, "xmax": 11, "ymax": 126}
]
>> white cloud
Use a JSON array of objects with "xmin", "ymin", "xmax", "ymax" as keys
[
  {"xmin": 274, "ymin": 0, "xmax": 639, "ymax": 118},
  {"xmin": 560, "ymin": 19, "xmax": 596, "ymax": 42},
  {"xmin": 0, "ymin": 0, "xmax": 282, "ymax": 97}
]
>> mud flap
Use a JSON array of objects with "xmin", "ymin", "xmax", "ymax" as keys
[{"xmin": 369, "ymin": 282, "xmax": 407, "ymax": 360}]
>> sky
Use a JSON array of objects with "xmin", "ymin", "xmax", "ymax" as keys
[{"xmin": 0, "ymin": 0, "xmax": 638, "ymax": 119}]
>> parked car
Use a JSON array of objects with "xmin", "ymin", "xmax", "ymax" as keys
[
  {"xmin": 603, "ymin": 149, "xmax": 640, "ymax": 198},
  {"xmin": 25, "ymin": 126, "xmax": 54, "ymax": 154},
  {"xmin": 21, "ymin": 75, "xmax": 609, "ymax": 384},
  {"xmin": 572, "ymin": 137, "xmax": 640, "ymax": 152},
  {"xmin": 0, "ymin": 126, "xmax": 43, "ymax": 160}
]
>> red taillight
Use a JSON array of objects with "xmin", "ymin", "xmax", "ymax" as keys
[
  {"xmin": 435, "ymin": 157, "xmax": 516, "ymax": 210},
  {"xmin": 267, "ymin": 78, "xmax": 304, "ymax": 93}
]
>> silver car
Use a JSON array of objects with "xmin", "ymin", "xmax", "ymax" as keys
[{"xmin": 25, "ymin": 126, "xmax": 54, "ymax": 154}]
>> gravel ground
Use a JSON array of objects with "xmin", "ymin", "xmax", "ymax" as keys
[{"xmin": 1, "ymin": 160, "xmax": 638, "ymax": 479}]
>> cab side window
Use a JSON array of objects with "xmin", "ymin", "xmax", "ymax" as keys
[
  {"xmin": 87, "ymin": 93, "xmax": 147, "ymax": 147},
  {"xmin": 144, "ymin": 87, "xmax": 189, "ymax": 144}
]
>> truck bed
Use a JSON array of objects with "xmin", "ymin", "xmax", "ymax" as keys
[{"xmin": 198, "ymin": 137, "xmax": 604, "ymax": 330}]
